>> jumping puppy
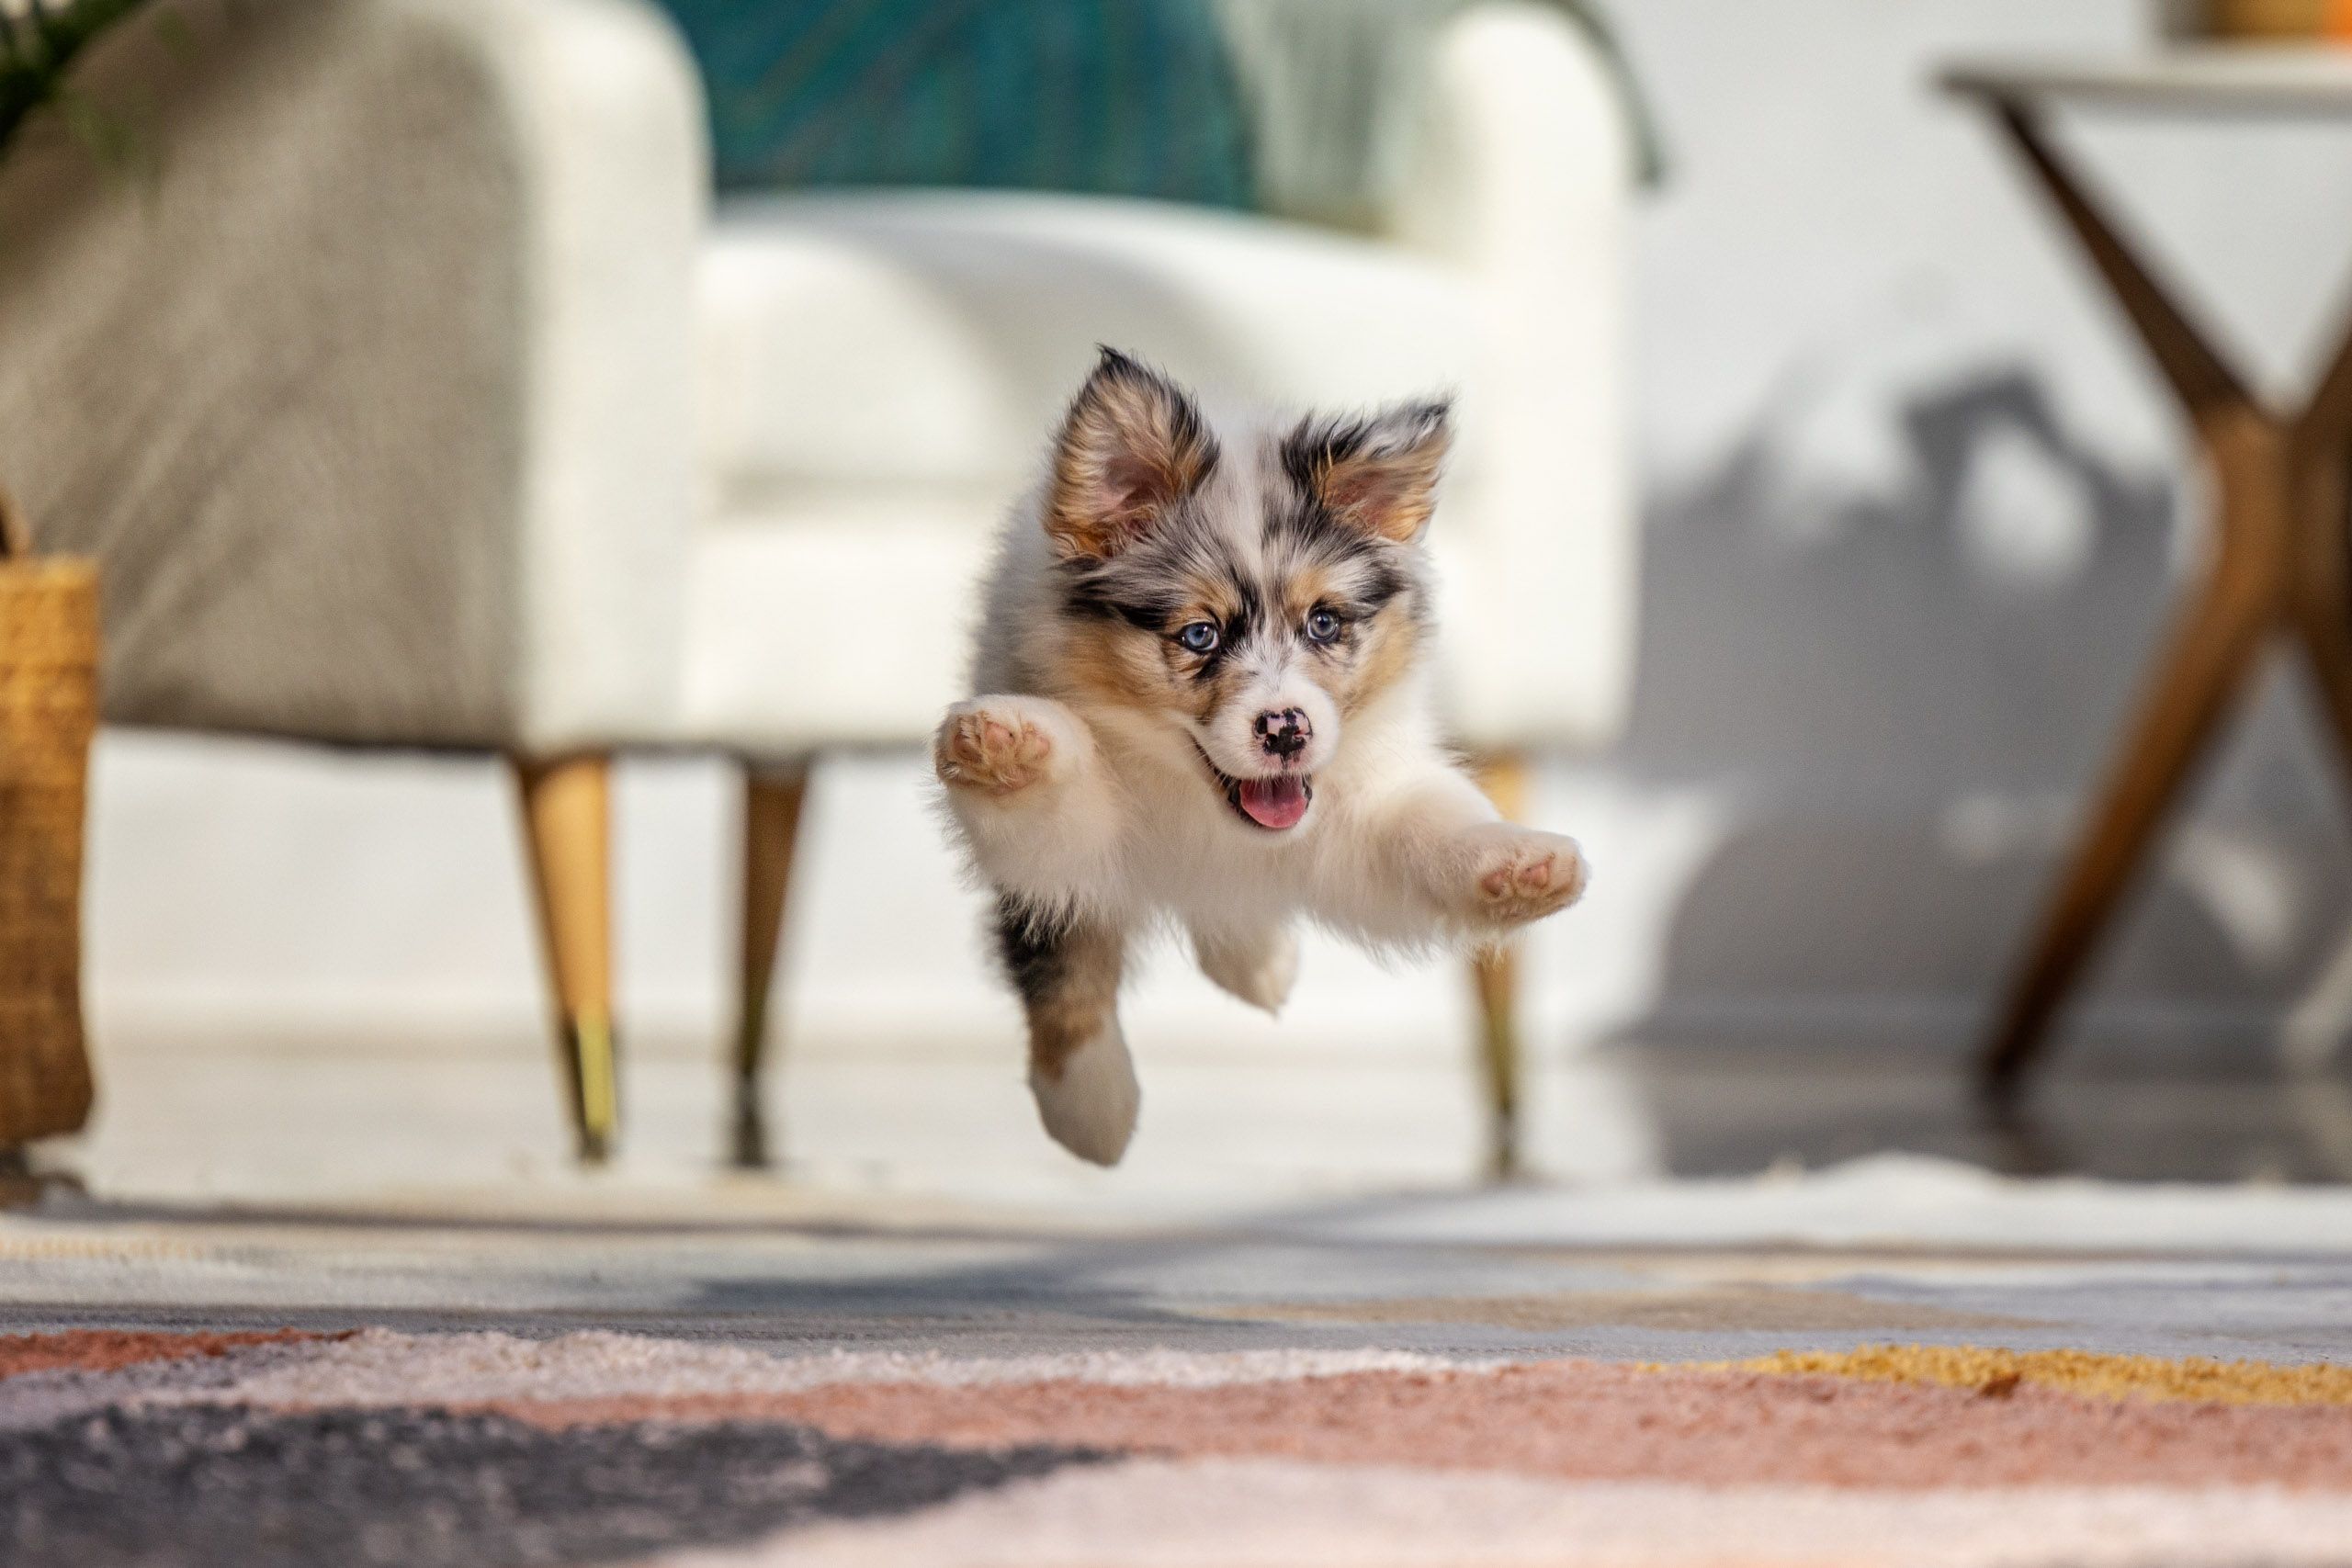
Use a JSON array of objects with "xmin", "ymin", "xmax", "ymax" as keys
[{"xmin": 935, "ymin": 349, "xmax": 1587, "ymax": 1164}]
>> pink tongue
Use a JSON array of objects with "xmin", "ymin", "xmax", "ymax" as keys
[{"xmin": 1237, "ymin": 776, "xmax": 1309, "ymax": 829}]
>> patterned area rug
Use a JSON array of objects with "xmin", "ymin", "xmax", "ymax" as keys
[{"xmin": 7, "ymin": 1328, "xmax": 2352, "ymax": 1566}]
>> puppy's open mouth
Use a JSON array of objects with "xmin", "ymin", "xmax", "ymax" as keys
[{"xmin": 1193, "ymin": 743, "xmax": 1313, "ymax": 831}]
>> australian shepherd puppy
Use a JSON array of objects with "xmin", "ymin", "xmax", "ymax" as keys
[{"xmin": 935, "ymin": 349, "xmax": 1587, "ymax": 1165}]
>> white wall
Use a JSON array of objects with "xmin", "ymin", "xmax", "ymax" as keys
[
  {"xmin": 85, "ymin": 0, "xmax": 2352, "ymax": 1112},
  {"xmin": 1609, "ymin": 0, "xmax": 2352, "ymax": 1066}
]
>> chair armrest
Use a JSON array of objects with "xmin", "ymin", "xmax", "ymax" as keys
[
  {"xmin": 448, "ymin": 0, "xmax": 710, "ymax": 753},
  {"xmin": 0, "ymin": 0, "xmax": 707, "ymax": 752},
  {"xmin": 1391, "ymin": 2, "xmax": 1638, "ymax": 750}
]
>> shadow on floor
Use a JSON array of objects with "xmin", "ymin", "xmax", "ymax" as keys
[{"xmin": 1608, "ymin": 1043, "xmax": 2352, "ymax": 1185}]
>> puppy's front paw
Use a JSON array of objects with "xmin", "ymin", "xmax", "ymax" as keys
[
  {"xmin": 935, "ymin": 699, "xmax": 1057, "ymax": 796},
  {"xmin": 1459, "ymin": 824, "xmax": 1588, "ymax": 929}
]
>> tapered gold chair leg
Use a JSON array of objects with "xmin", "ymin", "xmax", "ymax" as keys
[
  {"xmin": 733, "ymin": 766, "xmax": 808, "ymax": 1168},
  {"xmin": 511, "ymin": 754, "xmax": 619, "ymax": 1164},
  {"xmin": 1470, "ymin": 753, "xmax": 1532, "ymax": 1180}
]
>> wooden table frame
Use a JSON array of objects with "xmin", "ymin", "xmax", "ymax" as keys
[{"xmin": 1956, "ymin": 92, "xmax": 2352, "ymax": 1097}]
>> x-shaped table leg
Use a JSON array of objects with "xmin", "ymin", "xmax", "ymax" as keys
[{"xmin": 1977, "ymin": 102, "xmax": 2352, "ymax": 1097}]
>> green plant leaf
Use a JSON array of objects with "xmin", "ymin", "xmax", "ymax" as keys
[{"xmin": 0, "ymin": 0, "xmax": 162, "ymax": 169}]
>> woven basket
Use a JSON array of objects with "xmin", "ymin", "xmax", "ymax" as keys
[{"xmin": 0, "ymin": 488, "xmax": 98, "ymax": 1146}]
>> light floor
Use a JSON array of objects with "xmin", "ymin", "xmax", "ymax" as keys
[{"xmin": 7, "ymin": 1036, "xmax": 2352, "ymax": 1361}]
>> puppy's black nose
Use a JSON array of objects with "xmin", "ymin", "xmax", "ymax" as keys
[{"xmin": 1254, "ymin": 708, "xmax": 1312, "ymax": 761}]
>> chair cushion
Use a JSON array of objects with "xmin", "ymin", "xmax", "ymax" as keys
[
  {"xmin": 696, "ymin": 189, "xmax": 1470, "ymax": 495},
  {"xmin": 680, "ymin": 506, "xmax": 989, "ymax": 751},
  {"xmin": 684, "ymin": 189, "xmax": 1484, "ymax": 753},
  {"xmin": 674, "ymin": 500, "xmax": 1487, "ymax": 755}
]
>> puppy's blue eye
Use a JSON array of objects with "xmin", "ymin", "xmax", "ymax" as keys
[
  {"xmin": 1305, "ymin": 609, "xmax": 1342, "ymax": 644},
  {"xmin": 1178, "ymin": 621, "xmax": 1220, "ymax": 654}
]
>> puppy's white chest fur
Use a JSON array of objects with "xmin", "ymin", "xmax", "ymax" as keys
[{"xmin": 1079, "ymin": 701, "xmax": 1453, "ymax": 947}]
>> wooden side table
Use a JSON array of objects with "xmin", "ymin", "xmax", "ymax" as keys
[{"xmin": 1944, "ymin": 51, "xmax": 2352, "ymax": 1097}]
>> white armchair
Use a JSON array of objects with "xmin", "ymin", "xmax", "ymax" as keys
[{"xmin": 0, "ymin": 0, "xmax": 1634, "ymax": 1168}]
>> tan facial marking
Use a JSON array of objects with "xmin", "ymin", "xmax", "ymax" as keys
[
  {"xmin": 1281, "ymin": 561, "xmax": 1347, "ymax": 624},
  {"xmin": 1057, "ymin": 620, "xmax": 1166, "ymax": 712},
  {"xmin": 1340, "ymin": 610, "xmax": 1419, "ymax": 716},
  {"xmin": 1282, "ymin": 558, "xmax": 1419, "ymax": 719}
]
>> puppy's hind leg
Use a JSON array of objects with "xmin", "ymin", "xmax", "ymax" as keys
[
  {"xmin": 997, "ymin": 901, "xmax": 1139, "ymax": 1166},
  {"xmin": 1193, "ymin": 923, "xmax": 1299, "ymax": 1016}
]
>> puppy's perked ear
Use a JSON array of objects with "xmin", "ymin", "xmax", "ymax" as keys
[
  {"xmin": 1283, "ymin": 399, "xmax": 1453, "ymax": 543},
  {"xmin": 1046, "ymin": 347, "xmax": 1218, "ymax": 559}
]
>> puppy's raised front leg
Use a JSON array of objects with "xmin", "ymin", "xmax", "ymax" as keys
[
  {"xmin": 1192, "ymin": 922, "xmax": 1299, "ymax": 1015},
  {"xmin": 935, "ymin": 695, "xmax": 1120, "ymax": 908},
  {"xmin": 996, "ymin": 903, "xmax": 1138, "ymax": 1166},
  {"xmin": 1359, "ymin": 763, "xmax": 1588, "ymax": 940},
  {"xmin": 934, "ymin": 694, "xmax": 1087, "ymax": 795}
]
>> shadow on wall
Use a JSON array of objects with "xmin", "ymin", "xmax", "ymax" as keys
[{"xmin": 1604, "ymin": 361, "xmax": 2352, "ymax": 1069}]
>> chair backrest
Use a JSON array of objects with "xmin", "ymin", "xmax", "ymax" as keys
[{"xmin": 651, "ymin": 0, "xmax": 1255, "ymax": 209}]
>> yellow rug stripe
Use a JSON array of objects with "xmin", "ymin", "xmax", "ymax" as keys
[{"xmin": 1708, "ymin": 1345, "xmax": 2352, "ymax": 1405}]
